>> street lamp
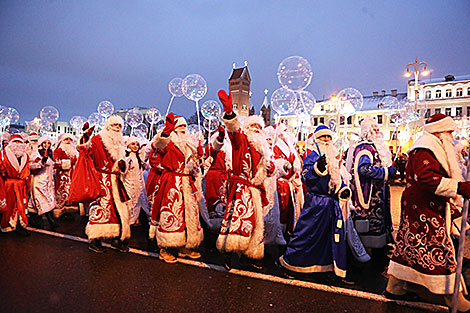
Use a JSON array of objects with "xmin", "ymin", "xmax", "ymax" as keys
[{"xmin": 404, "ymin": 57, "xmax": 429, "ymax": 101}]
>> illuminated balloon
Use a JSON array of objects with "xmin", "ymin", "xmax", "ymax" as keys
[
  {"xmin": 169, "ymin": 77, "xmax": 185, "ymax": 97},
  {"xmin": 203, "ymin": 118, "xmax": 219, "ymax": 132},
  {"xmin": 404, "ymin": 99, "xmax": 428, "ymax": 122},
  {"xmin": 0, "ymin": 105, "xmax": 10, "ymax": 128},
  {"xmin": 339, "ymin": 100, "xmax": 356, "ymax": 118},
  {"xmin": 40, "ymin": 106, "xmax": 59, "ymax": 124},
  {"xmin": 145, "ymin": 107, "xmax": 161, "ymax": 124},
  {"xmin": 4, "ymin": 107, "xmax": 19, "ymax": 125},
  {"xmin": 70, "ymin": 115, "xmax": 88, "ymax": 130},
  {"xmin": 271, "ymin": 87, "xmax": 297, "ymax": 115},
  {"xmin": 126, "ymin": 108, "xmax": 144, "ymax": 128},
  {"xmin": 295, "ymin": 91, "xmax": 316, "ymax": 115},
  {"xmin": 398, "ymin": 129, "xmax": 411, "ymax": 143},
  {"xmin": 97, "ymin": 100, "xmax": 114, "ymax": 117},
  {"xmin": 277, "ymin": 56, "xmax": 313, "ymax": 91},
  {"xmin": 337, "ymin": 88, "xmax": 363, "ymax": 113},
  {"xmin": 88, "ymin": 112, "xmax": 105, "ymax": 128},
  {"xmin": 134, "ymin": 123, "xmax": 148, "ymax": 139},
  {"xmin": 378, "ymin": 96, "xmax": 399, "ymax": 117},
  {"xmin": 201, "ymin": 100, "xmax": 221, "ymax": 120},
  {"xmin": 183, "ymin": 74, "xmax": 207, "ymax": 101}
]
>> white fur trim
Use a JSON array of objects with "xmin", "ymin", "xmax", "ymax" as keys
[
  {"xmin": 338, "ymin": 186, "xmax": 352, "ymax": 201},
  {"xmin": 388, "ymin": 260, "xmax": 465, "ymax": 295},
  {"xmin": 4, "ymin": 146, "xmax": 27, "ymax": 172},
  {"xmin": 182, "ymin": 175, "xmax": 204, "ymax": 249},
  {"xmin": 86, "ymin": 224, "xmax": 120, "ymax": 240},
  {"xmin": 435, "ymin": 177, "xmax": 458, "ymax": 199},
  {"xmin": 175, "ymin": 116, "xmax": 187, "ymax": 129},
  {"xmin": 279, "ymin": 257, "xmax": 346, "ymax": 278},
  {"xmin": 223, "ymin": 115, "xmax": 240, "ymax": 133},
  {"xmin": 424, "ymin": 116, "xmax": 455, "ymax": 133},
  {"xmin": 244, "ymin": 115, "xmax": 265, "ymax": 130},
  {"xmin": 244, "ymin": 187, "xmax": 265, "ymax": 259},
  {"xmin": 275, "ymin": 139, "xmax": 290, "ymax": 158},
  {"xmin": 156, "ymin": 230, "xmax": 186, "ymax": 248},
  {"xmin": 111, "ymin": 174, "xmax": 131, "ymax": 240},
  {"xmin": 408, "ymin": 132, "xmax": 452, "ymax": 176},
  {"xmin": 384, "ymin": 166, "xmax": 389, "ymax": 182},
  {"xmin": 314, "ymin": 162, "xmax": 328, "ymax": 177},
  {"xmin": 105, "ymin": 115, "xmax": 124, "ymax": 129},
  {"xmin": 152, "ymin": 130, "xmax": 170, "ymax": 150},
  {"xmin": 353, "ymin": 149, "xmax": 374, "ymax": 210},
  {"xmin": 149, "ymin": 224, "xmax": 157, "ymax": 239},
  {"xmin": 314, "ymin": 128, "xmax": 333, "ymax": 139}
]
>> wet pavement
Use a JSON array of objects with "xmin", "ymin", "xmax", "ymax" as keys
[{"xmin": 0, "ymin": 231, "xmax": 436, "ymax": 313}]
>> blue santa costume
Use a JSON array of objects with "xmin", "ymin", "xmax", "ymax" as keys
[{"xmin": 280, "ymin": 125, "xmax": 351, "ymax": 277}]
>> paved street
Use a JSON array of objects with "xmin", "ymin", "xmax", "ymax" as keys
[{"xmin": 0, "ymin": 231, "xmax": 440, "ymax": 313}]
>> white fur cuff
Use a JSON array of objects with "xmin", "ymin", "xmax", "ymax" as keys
[
  {"xmin": 223, "ymin": 115, "xmax": 240, "ymax": 133},
  {"xmin": 435, "ymin": 177, "xmax": 458, "ymax": 199},
  {"xmin": 314, "ymin": 162, "xmax": 328, "ymax": 177}
]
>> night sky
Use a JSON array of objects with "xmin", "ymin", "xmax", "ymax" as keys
[{"xmin": 1, "ymin": 0, "xmax": 469, "ymax": 124}]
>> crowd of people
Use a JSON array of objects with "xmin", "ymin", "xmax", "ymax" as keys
[{"xmin": 1, "ymin": 90, "xmax": 470, "ymax": 310}]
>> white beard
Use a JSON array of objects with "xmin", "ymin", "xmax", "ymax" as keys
[
  {"xmin": 59, "ymin": 142, "xmax": 78, "ymax": 158},
  {"xmin": 99, "ymin": 128, "xmax": 125, "ymax": 161},
  {"xmin": 171, "ymin": 130, "xmax": 197, "ymax": 159},
  {"xmin": 246, "ymin": 129, "xmax": 272, "ymax": 158},
  {"xmin": 370, "ymin": 132, "xmax": 393, "ymax": 167},
  {"xmin": 438, "ymin": 132, "xmax": 463, "ymax": 181},
  {"xmin": 317, "ymin": 141, "xmax": 342, "ymax": 191},
  {"xmin": 8, "ymin": 142, "xmax": 27, "ymax": 158}
]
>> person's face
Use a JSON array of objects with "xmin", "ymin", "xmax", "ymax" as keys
[
  {"xmin": 108, "ymin": 123, "xmax": 122, "ymax": 133},
  {"xmin": 41, "ymin": 141, "xmax": 51, "ymax": 149},
  {"xmin": 30, "ymin": 139, "xmax": 38, "ymax": 146},
  {"xmin": 175, "ymin": 124, "xmax": 187, "ymax": 134},
  {"xmin": 317, "ymin": 135, "xmax": 332, "ymax": 145},
  {"xmin": 63, "ymin": 137, "xmax": 73, "ymax": 144},
  {"xmin": 128, "ymin": 142, "xmax": 140, "ymax": 152},
  {"xmin": 266, "ymin": 137, "xmax": 273, "ymax": 146},
  {"xmin": 248, "ymin": 124, "xmax": 262, "ymax": 134},
  {"xmin": 371, "ymin": 125, "xmax": 381, "ymax": 136}
]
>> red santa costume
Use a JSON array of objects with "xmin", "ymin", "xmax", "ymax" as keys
[
  {"xmin": 149, "ymin": 113, "xmax": 203, "ymax": 262},
  {"xmin": 28, "ymin": 136, "xmax": 56, "ymax": 215},
  {"xmin": 146, "ymin": 146, "xmax": 163, "ymax": 215},
  {"xmin": 387, "ymin": 114, "xmax": 470, "ymax": 310},
  {"xmin": 53, "ymin": 133, "xmax": 79, "ymax": 217},
  {"xmin": 78, "ymin": 115, "xmax": 130, "ymax": 252},
  {"xmin": 273, "ymin": 123, "xmax": 304, "ymax": 233},
  {"xmin": 216, "ymin": 90, "xmax": 275, "ymax": 260},
  {"xmin": 0, "ymin": 134, "xmax": 30, "ymax": 232}
]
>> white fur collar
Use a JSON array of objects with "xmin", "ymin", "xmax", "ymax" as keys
[
  {"xmin": 99, "ymin": 130, "xmax": 125, "ymax": 162},
  {"xmin": 408, "ymin": 131, "xmax": 455, "ymax": 178},
  {"xmin": 4, "ymin": 147, "xmax": 27, "ymax": 172},
  {"xmin": 275, "ymin": 138, "xmax": 290, "ymax": 158}
]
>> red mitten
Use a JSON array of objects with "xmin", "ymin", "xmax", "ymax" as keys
[
  {"xmin": 197, "ymin": 141, "xmax": 204, "ymax": 158},
  {"xmin": 217, "ymin": 125, "xmax": 225, "ymax": 142},
  {"xmin": 458, "ymin": 182, "xmax": 470, "ymax": 198},
  {"xmin": 218, "ymin": 90, "xmax": 233, "ymax": 113},
  {"xmin": 163, "ymin": 112, "xmax": 176, "ymax": 136}
]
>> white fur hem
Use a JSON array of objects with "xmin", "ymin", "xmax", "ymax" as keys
[
  {"xmin": 388, "ymin": 260, "xmax": 465, "ymax": 295},
  {"xmin": 156, "ymin": 230, "xmax": 186, "ymax": 248},
  {"xmin": 279, "ymin": 257, "xmax": 346, "ymax": 278},
  {"xmin": 314, "ymin": 162, "xmax": 328, "ymax": 177},
  {"xmin": 435, "ymin": 178, "xmax": 458, "ymax": 199},
  {"xmin": 149, "ymin": 224, "xmax": 157, "ymax": 239},
  {"xmin": 86, "ymin": 224, "xmax": 120, "ymax": 240},
  {"xmin": 181, "ymin": 176, "xmax": 204, "ymax": 249},
  {"xmin": 223, "ymin": 115, "xmax": 240, "ymax": 133},
  {"xmin": 384, "ymin": 166, "xmax": 389, "ymax": 181},
  {"xmin": 216, "ymin": 233, "xmax": 251, "ymax": 253}
]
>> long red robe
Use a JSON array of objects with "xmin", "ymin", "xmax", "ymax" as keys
[
  {"xmin": 389, "ymin": 133, "xmax": 464, "ymax": 295},
  {"xmin": 79, "ymin": 134, "xmax": 130, "ymax": 240},
  {"xmin": 149, "ymin": 132, "xmax": 203, "ymax": 249},
  {"xmin": 146, "ymin": 147, "xmax": 162, "ymax": 216},
  {"xmin": 216, "ymin": 116, "xmax": 273, "ymax": 259},
  {"xmin": 0, "ymin": 149, "xmax": 30, "ymax": 232},
  {"xmin": 205, "ymin": 142, "xmax": 230, "ymax": 217},
  {"xmin": 53, "ymin": 147, "xmax": 78, "ymax": 211}
]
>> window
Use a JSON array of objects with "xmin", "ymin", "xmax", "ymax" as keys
[
  {"xmin": 435, "ymin": 108, "xmax": 441, "ymax": 114},
  {"xmin": 425, "ymin": 109, "xmax": 431, "ymax": 118},
  {"xmin": 457, "ymin": 88, "xmax": 463, "ymax": 97},
  {"xmin": 347, "ymin": 116, "xmax": 352, "ymax": 124},
  {"xmin": 377, "ymin": 115, "xmax": 383, "ymax": 124},
  {"xmin": 425, "ymin": 90, "xmax": 431, "ymax": 99},
  {"xmin": 446, "ymin": 89, "xmax": 452, "ymax": 97},
  {"xmin": 319, "ymin": 117, "xmax": 324, "ymax": 124},
  {"xmin": 313, "ymin": 117, "xmax": 318, "ymax": 126},
  {"xmin": 467, "ymin": 106, "xmax": 470, "ymax": 117},
  {"xmin": 468, "ymin": 88, "xmax": 470, "ymax": 96},
  {"xmin": 241, "ymin": 104, "xmax": 247, "ymax": 110},
  {"xmin": 436, "ymin": 90, "xmax": 441, "ymax": 98},
  {"xmin": 445, "ymin": 108, "xmax": 452, "ymax": 116},
  {"xmin": 321, "ymin": 105, "xmax": 324, "ymax": 111},
  {"xmin": 58, "ymin": 126, "xmax": 61, "ymax": 131},
  {"xmin": 456, "ymin": 107, "xmax": 463, "ymax": 117},
  {"xmin": 233, "ymin": 104, "xmax": 238, "ymax": 109}
]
